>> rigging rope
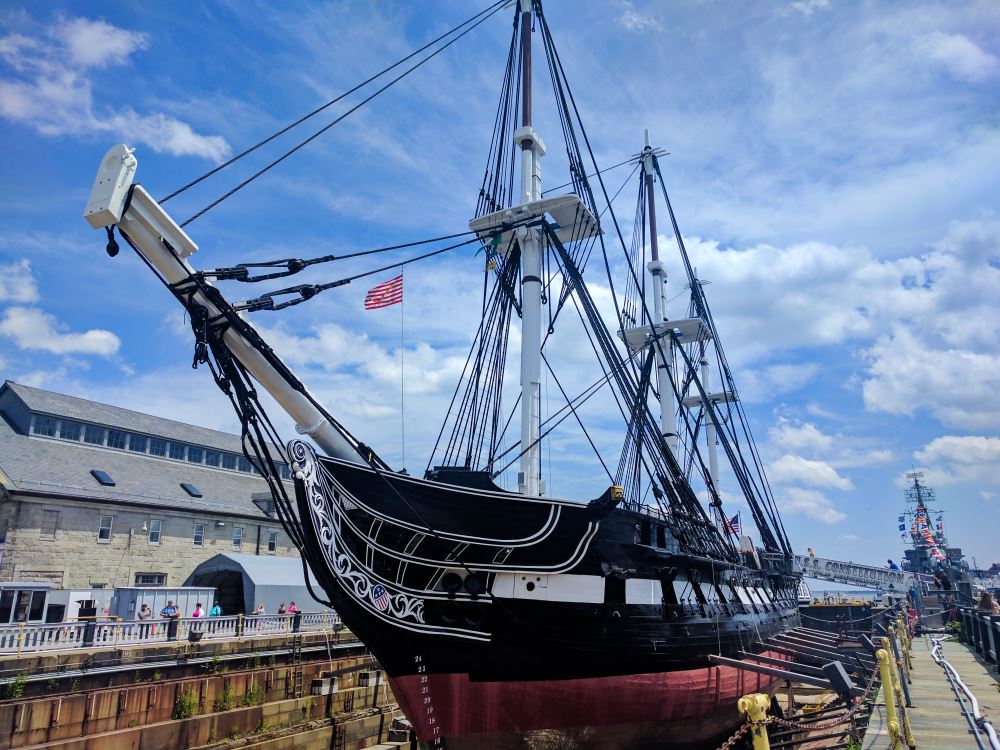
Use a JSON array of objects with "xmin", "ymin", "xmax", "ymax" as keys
[{"xmin": 177, "ymin": 0, "xmax": 510, "ymax": 228}]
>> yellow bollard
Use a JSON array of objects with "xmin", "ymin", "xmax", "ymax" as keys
[{"xmin": 738, "ymin": 693, "xmax": 771, "ymax": 750}]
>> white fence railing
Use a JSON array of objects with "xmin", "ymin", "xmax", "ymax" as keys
[{"xmin": 0, "ymin": 612, "xmax": 344, "ymax": 656}]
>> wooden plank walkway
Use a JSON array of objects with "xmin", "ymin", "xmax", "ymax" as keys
[{"xmin": 863, "ymin": 634, "xmax": 999, "ymax": 749}]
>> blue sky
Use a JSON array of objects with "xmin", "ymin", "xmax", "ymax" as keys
[{"xmin": 1, "ymin": 1, "xmax": 998, "ymax": 570}]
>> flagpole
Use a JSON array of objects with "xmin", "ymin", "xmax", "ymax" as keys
[{"xmin": 400, "ymin": 266, "xmax": 405, "ymax": 471}]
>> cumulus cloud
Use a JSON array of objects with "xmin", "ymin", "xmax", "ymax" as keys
[
  {"xmin": 914, "ymin": 31, "xmax": 1000, "ymax": 82},
  {"xmin": 779, "ymin": 487, "xmax": 846, "ymax": 524},
  {"xmin": 0, "ymin": 16, "xmax": 229, "ymax": 160},
  {"xmin": 770, "ymin": 454, "xmax": 854, "ymax": 490},
  {"xmin": 0, "ymin": 259, "xmax": 39, "ymax": 303},
  {"xmin": 910, "ymin": 435, "xmax": 1000, "ymax": 486},
  {"xmin": 769, "ymin": 419, "xmax": 835, "ymax": 454},
  {"xmin": 739, "ymin": 363, "xmax": 819, "ymax": 403},
  {"xmin": 0, "ymin": 306, "xmax": 120, "ymax": 356}
]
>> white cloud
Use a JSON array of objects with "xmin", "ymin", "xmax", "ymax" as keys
[
  {"xmin": 0, "ymin": 259, "xmax": 39, "ymax": 303},
  {"xmin": 618, "ymin": 1, "xmax": 662, "ymax": 32},
  {"xmin": 0, "ymin": 306, "xmax": 120, "ymax": 356},
  {"xmin": 910, "ymin": 435, "xmax": 1000, "ymax": 486},
  {"xmin": 914, "ymin": 31, "xmax": 1000, "ymax": 82},
  {"xmin": 789, "ymin": 0, "xmax": 830, "ymax": 16},
  {"xmin": 769, "ymin": 419, "xmax": 835, "ymax": 454},
  {"xmin": 0, "ymin": 17, "xmax": 229, "ymax": 160},
  {"xmin": 779, "ymin": 487, "xmax": 846, "ymax": 524},
  {"xmin": 57, "ymin": 18, "xmax": 148, "ymax": 69},
  {"xmin": 862, "ymin": 327, "xmax": 1000, "ymax": 430},
  {"xmin": 770, "ymin": 454, "xmax": 854, "ymax": 490},
  {"xmin": 739, "ymin": 363, "xmax": 819, "ymax": 403},
  {"xmin": 838, "ymin": 533, "xmax": 860, "ymax": 542}
]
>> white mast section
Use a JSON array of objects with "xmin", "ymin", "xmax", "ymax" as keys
[
  {"xmin": 642, "ymin": 131, "xmax": 678, "ymax": 461},
  {"xmin": 700, "ymin": 357, "xmax": 720, "ymax": 490},
  {"xmin": 83, "ymin": 145, "xmax": 362, "ymax": 464},
  {"xmin": 515, "ymin": 0, "xmax": 546, "ymax": 496}
]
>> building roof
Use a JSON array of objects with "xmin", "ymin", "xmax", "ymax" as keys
[
  {"xmin": 0, "ymin": 384, "xmax": 290, "ymax": 517},
  {"xmin": 3, "ymin": 380, "xmax": 252, "ymax": 455}
]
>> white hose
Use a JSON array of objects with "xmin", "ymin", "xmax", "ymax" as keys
[{"xmin": 930, "ymin": 636, "xmax": 1000, "ymax": 750}]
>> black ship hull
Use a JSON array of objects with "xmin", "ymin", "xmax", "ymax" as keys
[{"xmin": 290, "ymin": 441, "xmax": 800, "ymax": 743}]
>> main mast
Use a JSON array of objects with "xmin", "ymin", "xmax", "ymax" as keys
[{"xmin": 515, "ymin": 0, "xmax": 546, "ymax": 496}]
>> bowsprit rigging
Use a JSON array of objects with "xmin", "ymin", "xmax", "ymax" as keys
[{"xmin": 83, "ymin": 0, "xmax": 802, "ymax": 746}]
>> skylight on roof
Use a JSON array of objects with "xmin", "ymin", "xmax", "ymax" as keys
[
  {"xmin": 91, "ymin": 469, "xmax": 116, "ymax": 487},
  {"xmin": 180, "ymin": 482, "xmax": 203, "ymax": 498}
]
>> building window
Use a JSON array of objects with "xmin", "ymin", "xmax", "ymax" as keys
[
  {"xmin": 278, "ymin": 464, "xmax": 292, "ymax": 480},
  {"xmin": 148, "ymin": 519, "xmax": 162, "ymax": 544},
  {"xmin": 149, "ymin": 438, "xmax": 167, "ymax": 457},
  {"xmin": 193, "ymin": 523, "xmax": 205, "ymax": 546},
  {"xmin": 267, "ymin": 530, "xmax": 278, "ymax": 553},
  {"xmin": 204, "ymin": 450, "xmax": 221, "ymax": 467},
  {"xmin": 233, "ymin": 527, "xmax": 243, "ymax": 549},
  {"xmin": 238, "ymin": 456, "xmax": 253, "ymax": 473},
  {"xmin": 128, "ymin": 434, "xmax": 148, "ymax": 453},
  {"xmin": 169, "ymin": 443, "xmax": 186, "ymax": 461},
  {"xmin": 59, "ymin": 420, "xmax": 82, "ymax": 441},
  {"xmin": 32, "ymin": 415, "xmax": 57, "ymax": 436},
  {"xmin": 84, "ymin": 424, "xmax": 104, "ymax": 445},
  {"xmin": 106, "ymin": 429, "xmax": 127, "ymax": 449},
  {"xmin": 40, "ymin": 510, "xmax": 59, "ymax": 540},
  {"xmin": 98, "ymin": 515, "xmax": 113, "ymax": 543},
  {"xmin": 135, "ymin": 573, "xmax": 166, "ymax": 586},
  {"xmin": 187, "ymin": 446, "xmax": 203, "ymax": 464},
  {"xmin": 221, "ymin": 453, "xmax": 237, "ymax": 470}
]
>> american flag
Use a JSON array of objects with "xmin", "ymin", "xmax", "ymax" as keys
[
  {"xmin": 724, "ymin": 512, "xmax": 741, "ymax": 535},
  {"xmin": 371, "ymin": 584, "xmax": 390, "ymax": 612},
  {"xmin": 364, "ymin": 274, "xmax": 403, "ymax": 310}
]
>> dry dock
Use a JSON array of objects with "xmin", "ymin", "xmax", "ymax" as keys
[{"xmin": 863, "ymin": 631, "xmax": 999, "ymax": 749}]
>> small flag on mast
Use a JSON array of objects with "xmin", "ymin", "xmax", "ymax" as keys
[
  {"xmin": 724, "ymin": 512, "xmax": 741, "ymax": 535},
  {"xmin": 364, "ymin": 274, "xmax": 403, "ymax": 310}
]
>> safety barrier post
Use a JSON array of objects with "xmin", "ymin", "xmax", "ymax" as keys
[
  {"xmin": 16, "ymin": 623, "xmax": 24, "ymax": 657},
  {"xmin": 876, "ymin": 648, "xmax": 902, "ymax": 748},
  {"xmin": 737, "ymin": 693, "xmax": 771, "ymax": 750},
  {"xmin": 236, "ymin": 614, "xmax": 243, "ymax": 639},
  {"xmin": 881, "ymin": 639, "xmax": 916, "ymax": 748}
]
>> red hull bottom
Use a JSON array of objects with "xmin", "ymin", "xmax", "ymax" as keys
[{"xmin": 391, "ymin": 652, "xmax": 788, "ymax": 746}]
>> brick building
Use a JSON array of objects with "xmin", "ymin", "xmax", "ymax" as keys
[{"xmin": 0, "ymin": 380, "xmax": 299, "ymax": 591}]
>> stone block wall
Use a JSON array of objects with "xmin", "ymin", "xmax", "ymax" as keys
[{"xmin": 0, "ymin": 495, "xmax": 297, "ymax": 590}]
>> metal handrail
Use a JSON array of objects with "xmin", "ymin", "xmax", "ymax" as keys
[{"xmin": 0, "ymin": 611, "xmax": 342, "ymax": 656}]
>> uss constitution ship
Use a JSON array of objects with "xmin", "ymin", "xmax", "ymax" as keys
[{"xmin": 83, "ymin": 1, "xmax": 801, "ymax": 746}]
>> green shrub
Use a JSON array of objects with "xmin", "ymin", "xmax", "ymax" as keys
[
  {"xmin": 242, "ymin": 684, "xmax": 265, "ymax": 707},
  {"xmin": 5, "ymin": 674, "xmax": 27, "ymax": 700},
  {"xmin": 214, "ymin": 683, "xmax": 235, "ymax": 712},
  {"xmin": 172, "ymin": 688, "xmax": 197, "ymax": 719}
]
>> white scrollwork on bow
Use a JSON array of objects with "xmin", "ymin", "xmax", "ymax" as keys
[{"xmin": 289, "ymin": 440, "xmax": 425, "ymax": 624}]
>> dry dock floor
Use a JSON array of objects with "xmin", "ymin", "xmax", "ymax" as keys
[{"xmin": 863, "ymin": 634, "xmax": 999, "ymax": 749}]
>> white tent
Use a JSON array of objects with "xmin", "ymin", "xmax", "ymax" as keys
[{"xmin": 184, "ymin": 552, "xmax": 330, "ymax": 616}]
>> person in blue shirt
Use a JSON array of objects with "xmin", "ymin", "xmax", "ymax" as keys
[
  {"xmin": 160, "ymin": 601, "xmax": 179, "ymax": 618},
  {"xmin": 208, "ymin": 602, "xmax": 222, "ymax": 617},
  {"xmin": 887, "ymin": 559, "xmax": 900, "ymax": 570}
]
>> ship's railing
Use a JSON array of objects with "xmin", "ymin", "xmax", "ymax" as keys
[
  {"xmin": 0, "ymin": 612, "xmax": 344, "ymax": 656},
  {"xmin": 955, "ymin": 607, "xmax": 1000, "ymax": 668}
]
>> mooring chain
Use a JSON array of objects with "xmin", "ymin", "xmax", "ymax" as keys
[
  {"xmin": 714, "ymin": 663, "xmax": 883, "ymax": 749},
  {"xmin": 714, "ymin": 718, "xmax": 753, "ymax": 750}
]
